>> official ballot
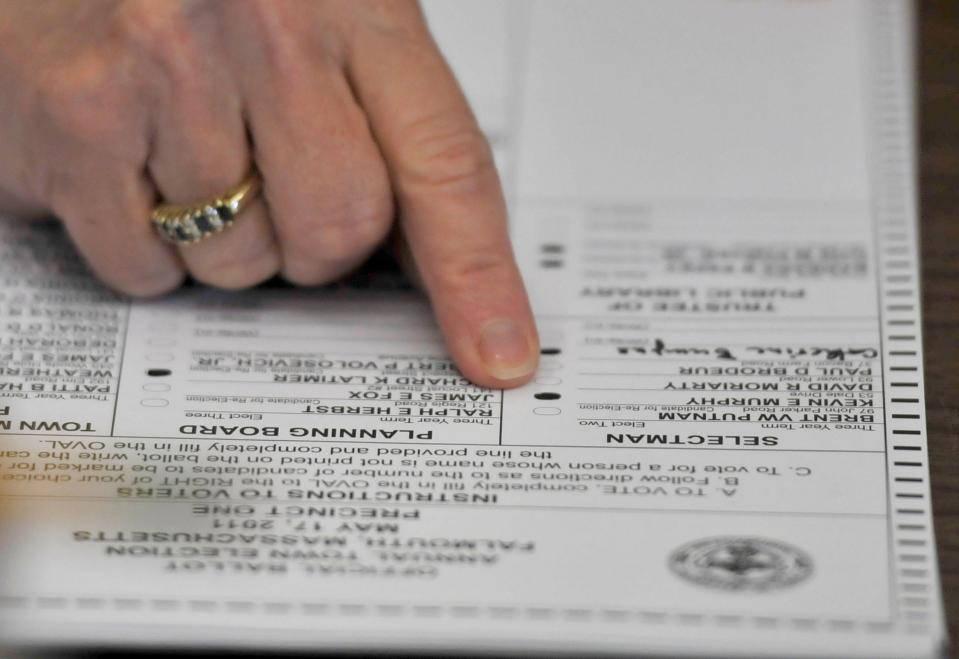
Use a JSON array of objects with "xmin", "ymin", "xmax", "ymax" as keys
[{"xmin": 0, "ymin": 1, "xmax": 946, "ymax": 657}]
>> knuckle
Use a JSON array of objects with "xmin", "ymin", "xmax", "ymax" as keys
[
  {"xmin": 244, "ymin": 0, "xmax": 295, "ymax": 37},
  {"xmin": 397, "ymin": 121, "xmax": 496, "ymax": 194},
  {"xmin": 431, "ymin": 248, "xmax": 514, "ymax": 294},
  {"xmin": 35, "ymin": 59, "xmax": 121, "ymax": 146},
  {"xmin": 243, "ymin": 0, "xmax": 296, "ymax": 59},
  {"xmin": 189, "ymin": 243, "xmax": 281, "ymax": 290},
  {"xmin": 113, "ymin": 0, "xmax": 171, "ymax": 48},
  {"xmin": 350, "ymin": 0, "xmax": 427, "ymax": 40},
  {"xmin": 281, "ymin": 255, "xmax": 358, "ymax": 287},
  {"xmin": 112, "ymin": 1, "xmax": 194, "ymax": 76},
  {"xmin": 110, "ymin": 266, "xmax": 185, "ymax": 299},
  {"xmin": 242, "ymin": 1, "xmax": 341, "ymax": 76},
  {"xmin": 290, "ymin": 195, "xmax": 393, "ymax": 259}
]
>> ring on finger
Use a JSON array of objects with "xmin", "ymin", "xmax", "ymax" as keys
[{"xmin": 151, "ymin": 168, "xmax": 262, "ymax": 245}]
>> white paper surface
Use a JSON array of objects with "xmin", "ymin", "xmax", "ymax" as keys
[{"xmin": 0, "ymin": 1, "xmax": 944, "ymax": 657}]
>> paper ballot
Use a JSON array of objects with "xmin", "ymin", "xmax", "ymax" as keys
[{"xmin": 0, "ymin": 1, "xmax": 945, "ymax": 657}]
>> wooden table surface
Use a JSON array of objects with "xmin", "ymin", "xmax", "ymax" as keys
[{"xmin": 921, "ymin": 2, "xmax": 958, "ymax": 653}]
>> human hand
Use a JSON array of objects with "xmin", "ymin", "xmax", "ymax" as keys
[{"xmin": 0, "ymin": 0, "xmax": 539, "ymax": 387}]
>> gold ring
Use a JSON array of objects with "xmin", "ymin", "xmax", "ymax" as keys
[{"xmin": 151, "ymin": 169, "xmax": 262, "ymax": 244}]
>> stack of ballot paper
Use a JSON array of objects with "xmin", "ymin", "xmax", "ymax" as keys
[{"xmin": 0, "ymin": 1, "xmax": 946, "ymax": 657}]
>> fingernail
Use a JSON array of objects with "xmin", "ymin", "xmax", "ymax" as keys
[{"xmin": 477, "ymin": 319, "xmax": 536, "ymax": 381}]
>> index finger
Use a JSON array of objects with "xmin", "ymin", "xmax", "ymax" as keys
[{"xmin": 347, "ymin": 5, "xmax": 539, "ymax": 388}]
